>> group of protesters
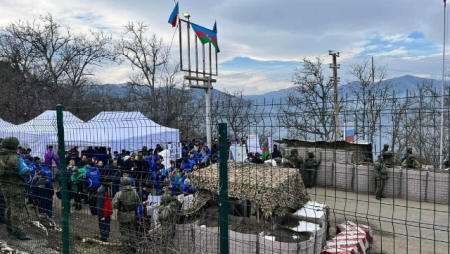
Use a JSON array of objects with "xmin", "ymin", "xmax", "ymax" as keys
[{"xmin": 0, "ymin": 139, "xmax": 221, "ymax": 245}]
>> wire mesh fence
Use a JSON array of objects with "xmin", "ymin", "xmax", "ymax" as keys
[{"xmin": 0, "ymin": 88, "xmax": 449, "ymax": 254}]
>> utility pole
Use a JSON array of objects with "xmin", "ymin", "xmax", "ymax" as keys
[{"xmin": 329, "ymin": 50, "xmax": 340, "ymax": 141}]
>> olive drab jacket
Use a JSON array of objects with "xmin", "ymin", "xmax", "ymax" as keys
[
  {"xmin": 288, "ymin": 150, "xmax": 303, "ymax": 168},
  {"xmin": 305, "ymin": 153, "xmax": 320, "ymax": 170},
  {"xmin": 374, "ymin": 158, "xmax": 388, "ymax": 179},
  {"xmin": 401, "ymin": 158, "xmax": 421, "ymax": 169},
  {"xmin": 0, "ymin": 150, "xmax": 29, "ymax": 181},
  {"xmin": 112, "ymin": 185, "xmax": 139, "ymax": 223}
]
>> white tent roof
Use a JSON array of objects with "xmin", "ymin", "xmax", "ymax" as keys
[
  {"xmin": 0, "ymin": 110, "xmax": 85, "ymax": 158},
  {"xmin": 65, "ymin": 111, "xmax": 180, "ymax": 153},
  {"xmin": 0, "ymin": 110, "xmax": 180, "ymax": 158},
  {"xmin": 0, "ymin": 119, "xmax": 14, "ymax": 128}
]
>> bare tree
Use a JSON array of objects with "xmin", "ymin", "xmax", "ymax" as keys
[
  {"xmin": 1, "ymin": 14, "xmax": 115, "ymax": 108},
  {"xmin": 211, "ymin": 90, "xmax": 259, "ymax": 139},
  {"xmin": 387, "ymin": 90, "xmax": 414, "ymax": 163},
  {"xmin": 279, "ymin": 57, "xmax": 342, "ymax": 141},
  {"xmin": 115, "ymin": 22, "xmax": 170, "ymax": 112},
  {"xmin": 348, "ymin": 59, "xmax": 393, "ymax": 146}
]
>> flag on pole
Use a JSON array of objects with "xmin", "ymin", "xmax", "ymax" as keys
[
  {"xmin": 345, "ymin": 122, "xmax": 355, "ymax": 142},
  {"xmin": 262, "ymin": 141, "xmax": 269, "ymax": 160},
  {"xmin": 168, "ymin": 2, "xmax": 179, "ymax": 27},
  {"xmin": 212, "ymin": 21, "xmax": 217, "ymax": 33},
  {"xmin": 191, "ymin": 23, "xmax": 220, "ymax": 53}
]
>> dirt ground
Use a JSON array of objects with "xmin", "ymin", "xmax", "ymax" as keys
[
  {"xmin": 1, "ymin": 186, "xmax": 449, "ymax": 254},
  {"xmin": 309, "ymin": 187, "xmax": 450, "ymax": 254}
]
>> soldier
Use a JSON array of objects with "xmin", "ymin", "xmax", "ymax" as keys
[
  {"xmin": 402, "ymin": 147, "xmax": 413, "ymax": 163},
  {"xmin": 0, "ymin": 137, "xmax": 31, "ymax": 240},
  {"xmin": 401, "ymin": 154, "xmax": 421, "ymax": 169},
  {"xmin": 288, "ymin": 149, "xmax": 303, "ymax": 169},
  {"xmin": 112, "ymin": 177, "xmax": 139, "ymax": 253},
  {"xmin": 155, "ymin": 192, "xmax": 181, "ymax": 243},
  {"xmin": 304, "ymin": 151, "xmax": 321, "ymax": 188},
  {"xmin": 381, "ymin": 144, "xmax": 394, "ymax": 167},
  {"xmin": 374, "ymin": 154, "xmax": 388, "ymax": 200}
]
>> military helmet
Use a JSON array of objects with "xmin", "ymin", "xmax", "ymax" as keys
[
  {"xmin": 274, "ymin": 157, "xmax": 282, "ymax": 163},
  {"xmin": 384, "ymin": 144, "xmax": 389, "ymax": 148},
  {"xmin": 407, "ymin": 147, "xmax": 412, "ymax": 152},
  {"xmin": 161, "ymin": 193, "xmax": 172, "ymax": 203},
  {"xmin": 291, "ymin": 149, "xmax": 298, "ymax": 155},
  {"xmin": 121, "ymin": 177, "xmax": 131, "ymax": 186},
  {"xmin": 1, "ymin": 137, "xmax": 19, "ymax": 150}
]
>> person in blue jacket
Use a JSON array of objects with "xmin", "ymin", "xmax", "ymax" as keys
[
  {"xmin": 150, "ymin": 157, "xmax": 162, "ymax": 173},
  {"xmin": 25, "ymin": 159, "xmax": 40, "ymax": 205},
  {"xmin": 180, "ymin": 178, "xmax": 196, "ymax": 194},
  {"xmin": 85, "ymin": 163, "xmax": 101, "ymax": 215},
  {"xmin": 32, "ymin": 171, "xmax": 54, "ymax": 218}
]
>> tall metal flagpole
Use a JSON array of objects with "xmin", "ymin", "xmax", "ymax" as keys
[{"xmin": 440, "ymin": 0, "xmax": 447, "ymax": 169}]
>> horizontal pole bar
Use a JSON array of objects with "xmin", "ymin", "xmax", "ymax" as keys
[
  {"xmin": 189, "ymin": 85, "xmax": 214, "ymax": 90},
  {"xmin": 184, "ymin": 75, "xmax": 217, "ymax": 83}
]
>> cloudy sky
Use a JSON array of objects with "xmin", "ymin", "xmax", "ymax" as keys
[{"xmin": 0, "ymin": 0, "xmax": 447, "ymax": 94}]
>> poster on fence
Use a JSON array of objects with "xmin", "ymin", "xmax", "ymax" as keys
[
  {"xmin": 158, "ymin": 150, "xmax": 171, "ymax": 169},
  {"xmin": 230, "ymin": 144, "xmax": 248, "ymax": 162},
  {"xmin": 247, "ymin": 134, "xmax": 262, "ymax": 154},
  {"xmin": 167, "ymin": 143, "xmax": 182, "ymax": 160}
]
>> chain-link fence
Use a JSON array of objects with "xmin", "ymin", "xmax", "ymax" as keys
[{"xmin": 0, "ymin": 88, "xmax": 449, "ymax": 254}]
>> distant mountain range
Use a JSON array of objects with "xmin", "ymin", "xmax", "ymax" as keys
[{"xmin": 95, "ymin": 75, "xmax": 447, "ymax": 102}]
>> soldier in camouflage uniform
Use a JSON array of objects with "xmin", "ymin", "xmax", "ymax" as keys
[
  {"xmin": 304, "ymin": 151, "xmax": 320, "ymax": 188},
  {"xmin": 401, "ymin": 154, "xmax": 421, "ymax": 169},
  {"xmin": 381, "ymin": 144, "xmax": 394, "ymax": 167},
  {"xmin": 374, "ymin": 154, "xmax": 388, "ymax": 200},
  {"xmin": 154, "ymin": 193, "xmax": 181, "ymax": 245},
  {"xmin": 112, "ymin": 177, "xmax": 139, "ymax": 252},
  {"xmin": 288, "ymin": 149, "xmax": 303, "ymax": 169},
  {"xmin": 402, "ymin": 147, "xmax": 413, "ymax": 163},
  {"xmin": 0, "ymin": 137, "xmax": 31, "ymax": 240}
]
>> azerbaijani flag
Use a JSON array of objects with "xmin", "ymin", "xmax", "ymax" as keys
[
  {"xmin": 168, "ymin": 2, "xmax": 179, "ymax": 27},
  {"xmin": 262, "ymin": 141, "xmax": 269, "ymax": 160},
  {"xmin": 191, "ymin": 23, "xmax": 220, "ymax": 53},
  {"xmin": 212, "ymin": 21, "xmax": 217, "ymax": 33}
]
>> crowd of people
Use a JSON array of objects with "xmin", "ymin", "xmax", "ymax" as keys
[
  {"xmin": 0, "ymin": 137, "xmax": 226, "ymax": 247},
  {"xmin": 1, "ymin": 135, "xmax": 433, "ymax": 249}
]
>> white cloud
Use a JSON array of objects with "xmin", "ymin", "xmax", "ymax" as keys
[
  {"xmin": 368, "ymin": 47, "xmax": 408, "ymax": 57},
  {"xmin": 0, "ymin": 0, "xmax": 446, "ymax": 94}
]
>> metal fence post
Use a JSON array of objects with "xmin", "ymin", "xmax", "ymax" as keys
[
  {"xmin": 56, "ymin": 104, "xmax": 70, "ymax": 254},
  {"xmin": 219, "ymin": 123, "xmax": 229, "ymax": 254}
]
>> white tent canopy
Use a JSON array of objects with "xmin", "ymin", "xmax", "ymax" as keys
[
  {"xmin": 65, "ymin": 111, "xmax": 180, "ymax": 153},
  {"xmin": 0, "ymin": 110, "xmax": 180, "ymax": 159},
  {"xmin": 0, "ymin": 110, "xmax": 84, "ymax": 158}
]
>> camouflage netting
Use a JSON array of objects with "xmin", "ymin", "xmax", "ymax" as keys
[{"xmin": 190, "ymin": 162, "xmax": 310, "ymax": 218}]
